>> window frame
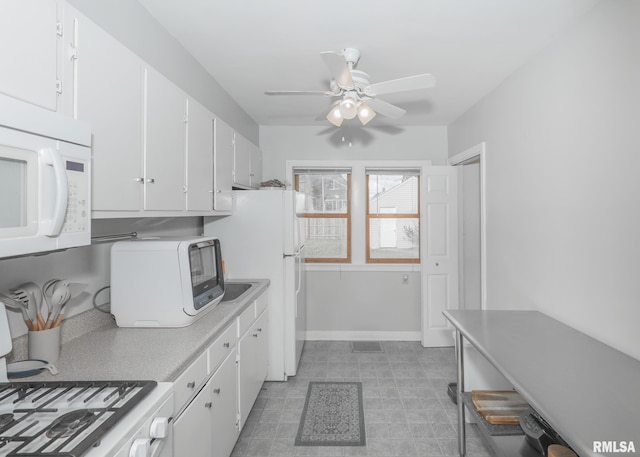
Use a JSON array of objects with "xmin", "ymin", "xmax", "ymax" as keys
[
  {"xmin": 295, "ymin": 173, "xmax": 352, "ymax": 264},
  {"xmin": 366, "ymin": 174, "xmax": 421, "ymax": 264}
]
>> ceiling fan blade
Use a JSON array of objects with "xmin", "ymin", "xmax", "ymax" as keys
[
  {"xmin": 365, "ymin": 73, "xmax": 436, "ymax": 96},
  {"xmin": 364, "ymin": 98, "xmax": 406, "ymax": 119},
  {"xmin": 264, "ymin": 90, "xmax": 335, "ymax": 96},
  {"xmin": 320, "ymin": 51, "xmax": 354, "ymax": 90}
]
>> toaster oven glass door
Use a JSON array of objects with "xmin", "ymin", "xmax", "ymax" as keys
[{"xmin": 188, "ymin": 239, "xmax": 224, "ymax": 310}]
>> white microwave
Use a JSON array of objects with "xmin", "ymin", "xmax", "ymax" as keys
[
  {"xmin": 110, "ymin": 236, "xmax": 226, "ymax": 327},
  {"xmin": 0, "ymin": 95, "xmax": 91, "ymax": 258}
]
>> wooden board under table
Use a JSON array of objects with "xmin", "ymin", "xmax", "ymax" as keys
[{"xmin": 471, "ymin": 390, "xmax": 529, "ymax": 425}]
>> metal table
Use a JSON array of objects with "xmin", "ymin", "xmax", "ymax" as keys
[{"xmin": 443, "ymin": 310, "xmax": 640, "ymax": 457}]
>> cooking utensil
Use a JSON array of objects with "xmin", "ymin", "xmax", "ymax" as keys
[
  {"xmin": 6, "ymin": 359, "xmax": 59, "ymax": 378},
  {"xmin": 9, "ymin": 287, "xmax": 37, "ymax": 330},
  {"xmin": 45, "ymin": 280, "xmax": 71, "ymax": 329},
  {"xmin": 18, "ymin": 282, "xmax": 45, "ymax": 330},
  {"xmin": 0, "ymin": 293, "xmax": 33, "ymax": 330}
]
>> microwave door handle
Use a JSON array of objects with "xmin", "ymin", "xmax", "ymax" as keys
[{"xmin": 40, "ymin": 148, "xmax": 68, "ymax": 237}]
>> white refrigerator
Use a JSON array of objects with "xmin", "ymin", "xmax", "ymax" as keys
[{"xmin": 204, "ymin": 189, "xmax": 306, "ymax": 381}]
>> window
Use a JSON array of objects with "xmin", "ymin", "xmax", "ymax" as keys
[
  {"xmin": 294, "ymin": 168, "xmax": 351, "ymax": 263},
  {"xmin": 366, "ymin": 169, "xmax": 420, "ymax": 263}
]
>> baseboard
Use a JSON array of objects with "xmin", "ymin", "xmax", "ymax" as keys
[{"xmin": 305, "ymin": 331, "xmax": 421, "ymax": 341}]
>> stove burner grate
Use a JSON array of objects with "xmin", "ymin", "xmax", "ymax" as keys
[{"xmin": 0, "ymin": 380, "xmax": 156, "ymax": 457}]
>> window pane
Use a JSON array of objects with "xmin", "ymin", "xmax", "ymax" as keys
[
  {"xmin": 297, "ymin": 173, "xmax": 349, "ymax": 214},
  {"xmin": 303, "ymin": 218, "xmax": 348, "ymax": 260},
  {"xmin": 369, "ymin": 218, "xmax": 419, "ymax": 260},
  {"xmin": 368, "ymin": 174, "xmax": 418, "ymax": 214}
]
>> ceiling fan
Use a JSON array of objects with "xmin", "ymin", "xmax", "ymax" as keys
[{"xmin": 265, "ymin": 48, "xmax": 436, "ymax": 126}]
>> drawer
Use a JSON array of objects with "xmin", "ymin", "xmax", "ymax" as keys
[
  {"xmin": 173, "ymin": 352, "xmax": 207, "ymax": 411},
  {"xmin": 255, "ymin": 293, "xmax": 267, "ymax": 317},
  {"xmin": 237, "ymin": 301, "xmax": 256, "ymax": 337},
  {"xmin": 208, "ymin": 322, "xmax": 237, "ymax": 373}
]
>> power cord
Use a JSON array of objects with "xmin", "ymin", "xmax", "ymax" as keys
[{"xmin": 92, "ymin": 286, "xmax": 111, "ymax": 314}]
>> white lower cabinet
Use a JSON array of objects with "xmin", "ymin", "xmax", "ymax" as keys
[
  {"xmin": 173, "ymin": 293, "xmax": 268, "ymax": 457},
  {"xmin": 238, "ymin": 309, "xmax": 268, "ymax": 429}
]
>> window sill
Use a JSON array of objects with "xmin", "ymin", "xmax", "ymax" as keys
[{"xmin": 303, "ymin": 263, "xmax": 421, "ymax": 273}]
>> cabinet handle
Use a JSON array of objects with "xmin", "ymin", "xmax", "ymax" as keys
[
  {"xmin": 223, "ymin": 342, "xmax": 230, "ymax": 348},
  {"xmin": 213, "ymin": 388, "xmax": 221, "ymax": 394},
  {"xmin": 146, "ymin": 178, "xmax": 155, "ymax": 184},
  {"xmin": 135, "ymin": 177, "xmax": 144, "ymax": 184},
  {"xmin": 216, "ymin": 189, "xmax": 222, "ymax": 193},
  {"xmin": 252, "ymin": 333, "xmax": 258, "ymax": 338},
  {"xmin": 256, "ymin": 328, "xmax": 262, "ymax": 332},
  {"xmin": 205, "ymin": 402, "xmax": 212, "ymax": 408},
  {"xmin": 187, "ymin": 381, "xmax": 195, "ymax": 389}
]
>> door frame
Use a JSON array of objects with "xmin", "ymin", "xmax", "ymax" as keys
[{"xmin": 449, "ymin": 142, "xmax": 487, "ymax": 310}]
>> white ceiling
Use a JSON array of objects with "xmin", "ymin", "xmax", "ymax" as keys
[{"xmin": 137, "ymin": 0, "xmax": 601, "ymax": 127}]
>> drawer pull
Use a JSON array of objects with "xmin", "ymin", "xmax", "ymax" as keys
[
  {"xmin": 256, "ymin": 328, "xmax": 262, "ymax": 332},
  {"xmin": 223, "ymin": 342, "xmax": 230, "ymax": 348},
  {"xmin": 205, "ymin": 402, "xmax": 212, "ymax": 408},
  {"xmin": 187, "ymin": 382, "xmax": 196, "ymax": 389},
  {"xmin": 213, "ymin": 388, "xmax": 221, "ymax": 394},
  {"xmin": 252, "ymin": 333, "xmax": 258, "ymax": 338}
]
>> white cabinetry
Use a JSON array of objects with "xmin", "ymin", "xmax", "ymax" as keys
[
  {"xmin": 0, "ymin": 0, "xmax": 59, "ymax": 111},
  {"xmin": 143, "ymin": 67, "xmax": 186, "ymax": 211},
  {"xmin": 174, "ymin": 351, "xmax": 238, "ymax": 457},
  {"xmin": 173, "ymin": 289, "xmax": 269, "ymax": 457},
  {"xmin": 214, "ymin": 119, "xmax": 234, "ymax": 211},
  {"xmin": 238, "ymin": 308, "xmax": 268, "ymax": 428},
  {"xmin": 72, "ymin": 10, "xmax": 144, "ymax": 212},
  {"xmin": 186, "ymin": 98, "xmax": 214, "ymax": 211},
  {"xmin": 233, "ymin": 133, "xmax": 262, "ymax": 189}
]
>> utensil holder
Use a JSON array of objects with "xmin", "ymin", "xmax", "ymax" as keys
[{"xmin": 28, "ymin": 326, "xmax": 61, "ymax": 363}]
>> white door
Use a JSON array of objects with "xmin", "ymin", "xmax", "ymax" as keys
[{"xmin": 421, "ymin": 166, "xmax": 459, "ymax": 346}]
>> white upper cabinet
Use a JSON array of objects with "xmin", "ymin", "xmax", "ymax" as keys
[
  {"xmin": 143, "ymin": 68, "xmax": 187, "ymax": 211},
  {"xmin": 186, "ymin": 99, "xmax": 214, "ymax": 212},
  {"xmin": 71, "ymin": 8, "xmax": 144, "ymax": 212},
  {"xmin": 0, "ymin": 0, "xmax": 59, "ymax": 111},
  {"xmin": 214, "ymin": 119, "xmax": 234, "ymax": 212},
  {"xmin": 233, "ymin": 133, "xmax": 262, "ymax": 189}
]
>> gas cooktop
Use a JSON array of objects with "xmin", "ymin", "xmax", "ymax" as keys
[{"xmin": 0, "ymin": 380, "xmax": 156, "ymax": 456}]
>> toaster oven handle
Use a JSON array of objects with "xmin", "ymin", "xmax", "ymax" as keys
[{"xmin": 40, "ymin": 148, "xmax": 68, "ymax": 237}]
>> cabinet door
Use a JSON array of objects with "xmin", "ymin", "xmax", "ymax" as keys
[
  {"xmin": 210, "ymin": 351, "xmax": 239, "ymax": 457},
  {"xmin": 213, "ymin": 118, "xmax": 233, "ymax": 211},
  {"xmin": 250, "ymin": 142, "xmax": 262, "ymax": 188},
  {"xmin": 73, "ymin": 10, "xmax": 144, "ymax": 212},
  {"xmin": 0, "ymin": 0, "xmax": 58, "ymax": 111},
  {"xmin": 186, "ymin": 98, "xmax": 214, "ymax": 211},
  {"xmin": 144, "ymin": 68, "xmax": 186, "ymax": 211},
  {"xmin": 238, "ymin": 310, "xmax": 268, "ymax": 429},
  {"xmin": 233, "ymin": 133, "xmax": 252, "ymax": 188},
  {"xmin": 173, "ymin": 386, "xmax": 211, "ymax": 457}
]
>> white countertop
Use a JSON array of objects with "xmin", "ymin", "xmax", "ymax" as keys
[{"xmin": 28, "ymin": 279, "xmax": 269, "ymax": 382}]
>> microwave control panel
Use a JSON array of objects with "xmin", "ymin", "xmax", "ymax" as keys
[{"xmin": 62, "ymin": 159, "xmax": 89, "ymax": 233}]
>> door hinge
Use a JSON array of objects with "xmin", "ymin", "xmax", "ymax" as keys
[
  {"xmin": 56, "ymin": 80, "xmax": 63, "ymax": 94},
  {"xmin": 56, "ymin": 22, "xmax": 63, "ymax": 37}
]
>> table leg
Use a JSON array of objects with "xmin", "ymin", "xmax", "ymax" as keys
[{"xmin": 456, "ymin": 329, "xmax": 466, "ymax": 456}]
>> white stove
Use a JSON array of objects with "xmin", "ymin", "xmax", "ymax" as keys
[{"xmin": 0, "ymin": 305, "xmax": 174, "ymax": 457}]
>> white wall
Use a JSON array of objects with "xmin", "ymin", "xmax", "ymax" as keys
[
  {"xmin": 261, "ymin": 125, "xmax": 448, "ymax": 338},
  {"xmin": 448, "ymin": 0, "xmax": 640, "ymax": 360},
  {"xmin": 66, "ymin": 0, "xmax": 258, "ymax": 143},
  {"xmin": 260, "ymin": 125, "xmax": 449, "ymax": 184}
]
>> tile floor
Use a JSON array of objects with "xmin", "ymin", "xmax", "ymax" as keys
[{"xmin": 231, "ymin": 341, "xmax": 492, "ymax": 457}]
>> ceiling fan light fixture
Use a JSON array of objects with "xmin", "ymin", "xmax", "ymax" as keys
[
  {"xmin": 327, "ymin": 105, "xmax": 344, "ymax": 127},
  {"xmin": 339, "ymin": 94, "xmax": 358, "ymax": 119},
  {"xmin": 357, "ymin": 102, "xmax": 376, "ymax": 125}
]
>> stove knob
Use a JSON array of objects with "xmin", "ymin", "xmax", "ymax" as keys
[
  {"xmin": 150, "ymin": 416, "xmax": 169, "ymax": 439},
  {"xmin": 129, "ymin": 438, "xmax": 150, "ymax": 457}
]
